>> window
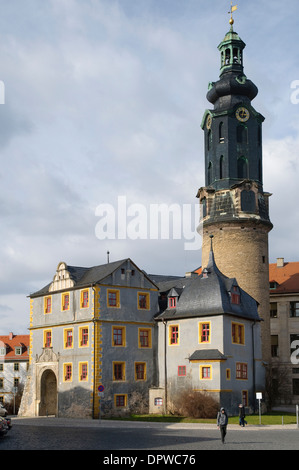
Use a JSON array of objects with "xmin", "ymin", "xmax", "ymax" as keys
[
  {"xmin": 64, "ymin": 329, "xmax": 73, "ymax": 349},
  {"xmin": 14, "ymin": 363, "xmax": 19, "ymax": 371},
  {"xmin": 200, "ymin": 365, "xmax": 211, "ymax": 379},
  {"xmin": 237, "ymin": 156, "xmax": 248, "ymax": 179},
  {"xmin": 79, "ymin": 362, "xmax": 88, "ymax": 381},
  {"xmin": 169, "ymin": 325, "xmax": 179, "ymax": 345},
  {"xmin": 44, "ymin": 296, "xmax": 52, "ymax": 314},
  {"xmin": 79, "ymin": 327, "xmax": 89, "ymax": 347},
  {"xmin": 81, "ymin": 289, "xmax": 89, "ymax": 308},
  {"xmin": 271, "ymin": 335, "xmax": 279, "ymax": 357},
  {"xmin": 231, "ymin": 286, "xmax": 240, "ymax": 305},
  {"xmin": 15, "ymin": 347, "xmax": 22, "ymax": 355},
  {"xmin": 290, "ymin": 302, "xmax": 299, "ymax": 318},
  {"xmin": 138, "ymin": 328, "xmax": 152, "ymax": 348},
  {"xmin": 0, "ymin": 364, "xmax": 3, "ymax": 371},
  {"xmin": 293, "ymin": 379, "xmax": 299, "ymax": 395},
  {"xmin": 138, "ymin": 292, "xmax": 150, "ymax": 310},
  {"xmin": 154, "ymin": 397, "xmax": 163, "ymax": 406},
  {"xmin": 62, "ymin": 293, "xmax": 70, "ymax": 311},
  {"xmin": 237, "ymin": 125, "xmax": 248, "ymax": 144},
  {"xmin": 226, "ymin": 369, "xmax": 231, "ymax": 380},
  {"xmin": 270, "ymin": 303, "xmax": 278, "ymax": 318},
  {"xmin": 14, "ymin": 378, "xmax": 19, "ymax": 388},
  {"xmin": 242, "ymin": 390, "xmax": 248, "ymax": 406},
  {"xmin": 135, "ymin": 362, "xmax": 146, "ymax": 381},
  {"xmin": 115, "ymin": 394, "xmax": 127, "ymax": 408},
  {"xmin": 219, "ymin": 155, "xmax": 224, "ymax": 179},
  {"xmin": 112, "ymin": 326, "xmax": 125, "ymax": 347},
  {"xmin": 219, "ymin": 122, "xmax": 224, "ymax": 143},
  {"xmin": 232, "ymin": 322, "xmax": 245, "ymax": 345},
  {"xmin": 64, "ymin": 363, "xmax": 72, "ymax": 382},
  {"xmin": 178, "ymin": 365, "xmax": 186, "ymax": 377},
  {"xmin": 236, "ymin": 362, "xmax": 247, "ymax": 379},
  {"xmin": 107, "ymin": 289, "xmax": 120, "ymax": 308},
  {"xmin": 0, "ymin": 379, "xmax": 3, "ymax": 388},
  {"xmin": 199, "ymin": 322, "xmax": 210, "ymax": 343},
  {"xmin": 0, "ymin": 348, "xmax": 5, "ymax": 356},
  {"xmin": 168, "ymin": 297, "xmax": 177, "ymax": 308},
  {"xmin": 44, "ymin": 330, "xmax": 52, "ymax": 348},
  {"xmin": 113, "ymin": 362, "xmax": 125, "ymax": 381}
]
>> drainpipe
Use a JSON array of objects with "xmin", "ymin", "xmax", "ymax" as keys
[
  {"xmin": 162, "ymin": 319, "xmax": 168, "ymax": 414},
  {"xmin": 92, "ymin": 284, "xmax": 97, "ymax": 419},
  {"xmin": 251, "ymin": 321, "xmax": 256, "ymax": 413}
]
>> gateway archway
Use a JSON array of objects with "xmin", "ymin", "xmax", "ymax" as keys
[{"xmin": 39, "ymin": 369, "xmax": 57, "ymax": 416}]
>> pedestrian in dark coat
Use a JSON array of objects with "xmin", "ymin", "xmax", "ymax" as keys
[
  {"xmin": 239, "ymin": 404, "xmax": 246, "ymax": 427},
  {"xmin": 217, "ymin": 407, "xmax": 228, "ymax": 443}
]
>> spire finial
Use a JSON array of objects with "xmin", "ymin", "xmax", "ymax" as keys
[
  {"xmin": 228, "ymin": 2, "xmax": 238, "ymax": 27},
  {"xmin": 209, "ymin": 234, "xmax": 214, "ymax": 251}
]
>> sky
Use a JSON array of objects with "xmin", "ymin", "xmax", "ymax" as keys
[{"xmin": 0, "ymin": 0, "xmax": 299, "ymax": 335}]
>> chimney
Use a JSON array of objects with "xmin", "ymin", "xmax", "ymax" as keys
[
  {"xmin": 9, "ymin": 332, "xmax": 13, "ymax": 340},
  {"xmin": 276, "ymin": 258, "xmax": 284, "ymax": 268}
]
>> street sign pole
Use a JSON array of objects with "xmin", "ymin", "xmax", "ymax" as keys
[{"xmin": 256, "ymin": 392, "xmax": 262, "ymax": 425}]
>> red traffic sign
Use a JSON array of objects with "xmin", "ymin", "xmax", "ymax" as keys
[{"xmin": 98, "ymin": 385, "xmax": 104, "ymax": 392}]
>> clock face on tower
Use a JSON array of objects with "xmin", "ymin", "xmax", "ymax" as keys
[{"xmin": 236, "ymin": 107, "xmax": 250, "ymax": 122}]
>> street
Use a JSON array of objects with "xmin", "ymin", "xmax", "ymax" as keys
[{"xmin": 0, "ymin": 418, "xmax": 299, "ymax": 452}]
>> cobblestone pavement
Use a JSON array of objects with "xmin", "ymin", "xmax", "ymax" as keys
[{"xmin": 0, "ymin": 417, "xmax": 298, "ymax": 451}]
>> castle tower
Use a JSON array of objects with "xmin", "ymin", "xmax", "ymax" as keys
[{"xmin": 197, "ymin": 12, "xmax": 273, "ymax": 363}]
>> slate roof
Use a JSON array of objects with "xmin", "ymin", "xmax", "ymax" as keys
[
  {"xmin": 156, "ymin": 246, "xmax": 260, "ymax": 322},
  {"xmin": 189, "ymin": 349, "xmax": 227, "ymax": 361},
  {"xmin": 30, "ymin": 258, "xmax": 158, "ymax": 297}
]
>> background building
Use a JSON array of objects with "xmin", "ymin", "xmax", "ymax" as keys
[
  {"xmin": 269, "ymin": 258, "xmax": 299, "ymax": 405},
  {"xmin": 19, "ymin": 259, "xmax": 159, "ymax": 418},
  {"xmin": 0, "ymin": 332, "xmax": 29, "ymax": 408}
]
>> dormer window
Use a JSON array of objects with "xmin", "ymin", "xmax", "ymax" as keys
[
  {"xmin": 169, "ymin": 297, "xmax": 177, "ymax": 309},
  {"xmin": 231, "ymin": 285, "xmax": 240, "ymax": 305},
  {"xmin": 15, "ymin": 346, "xmax": 22, "ymax": 355},
  {"xmin": 270, "ymin": 281, "xmax": 278, "ymax": 290}
]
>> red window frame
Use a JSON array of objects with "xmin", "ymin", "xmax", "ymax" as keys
[
  {"xmin": 202, "ymin": 366, "xmax": 211, "ymax": 379},
  {"xmin": 139, "ymin": 329, "xmax": 149, "ymax": 347},
  {"xmin": 45, "ymin": 331, "xmax": 52, "ymax": 348},
  {"xmin": 66, "ymin": 330, "xmax": 73, "ymax": 348},
  {"xmin": 231, "ymin": 286, "xmax": 240, "ymax": 305},
  {"xmin": 113, "ymin": 328, "xmax": 123, "ymax": 346},
  {"xmin": 45, "ymin": 297, "xmax": 51, "ymax": 314},
  {"xmin": 170, "ymin": 326, "xmax": 179, "ymax": 344},
  {"xmin": 178, "ymin": 365, "xmax": 186, "ymax": 376},
  {"xmin": 65, "ymin": 364, "xmax": 72, "ymax": 381},
  {"xmin": 81, "ymin": 328, "xmax": 88, "ymax": 346},
  {"xmin": 169, "ymin": 297, "xmax": 177, "ymax": 308},
  {"xmin": 201, "ymin": 323, "xmax": 210, "ymax": 342},
  {"xmin": 236, "ymin": 362, "xmax": 247, "ymax": 379},
  {"xmin": 62, "ymin": 294, "xmax": 69, "ymax": 311},
  {"xmin": 82, "ymin": 290, "xmax": 89, "ymax": 308},
  {"xmin": 135, "ymin": 363, "xmax": 145, "ymax": 380},
  {"xmin": 81, "ymin": 363, "xmax": 88, "ymax": 381},
  {"xmin": 114, "ymin": 363, "xmax": 124, "ymax": 381},
  {"xmin": 116, "ymin": 395, "xmax": 125, "ymax": 407}
]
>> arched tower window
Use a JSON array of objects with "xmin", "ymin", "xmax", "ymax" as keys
[
  {"xmin": 207, "ymin": 130, "xmax": 212, "ymax": 151},
  {"xmin": 207, "ymin": 162, "xmax": 213, "ymax": 185},
  {"xmin": 237, "ymin": 125, "xmax": 248, "ymax": 144},
  {"xmin": 219, "ymin": 155, "xmax": 224, "ymax": 179},
  {"xmin": 237, "ymin": 156, "xmax": 248, "ymax": 179},
  {"xmin": 219, "ymin": 122, "xmax": 224, "ymax": 143}
]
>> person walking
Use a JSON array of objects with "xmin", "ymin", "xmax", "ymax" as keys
[
  {"xmin": 239, "ymin": 404, "xmax": 246, "ymax": 427},
  {"xmin": 217, "ymin": 407, "xmax": 228, "ymax": 444}
]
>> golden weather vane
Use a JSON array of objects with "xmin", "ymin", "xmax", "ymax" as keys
[{"xmin": 228, "ymin": 2, "xmax": 238, "ymax": 26}]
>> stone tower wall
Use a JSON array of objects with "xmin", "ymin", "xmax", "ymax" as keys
[{"xmin": 201, "ymin": 222, "xmax": 271, "ymax": 363}]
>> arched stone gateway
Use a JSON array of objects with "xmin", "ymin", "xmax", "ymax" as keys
[{"xmin": 39, "ymin": 369, "xmax": 57, "ymax": 416}]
